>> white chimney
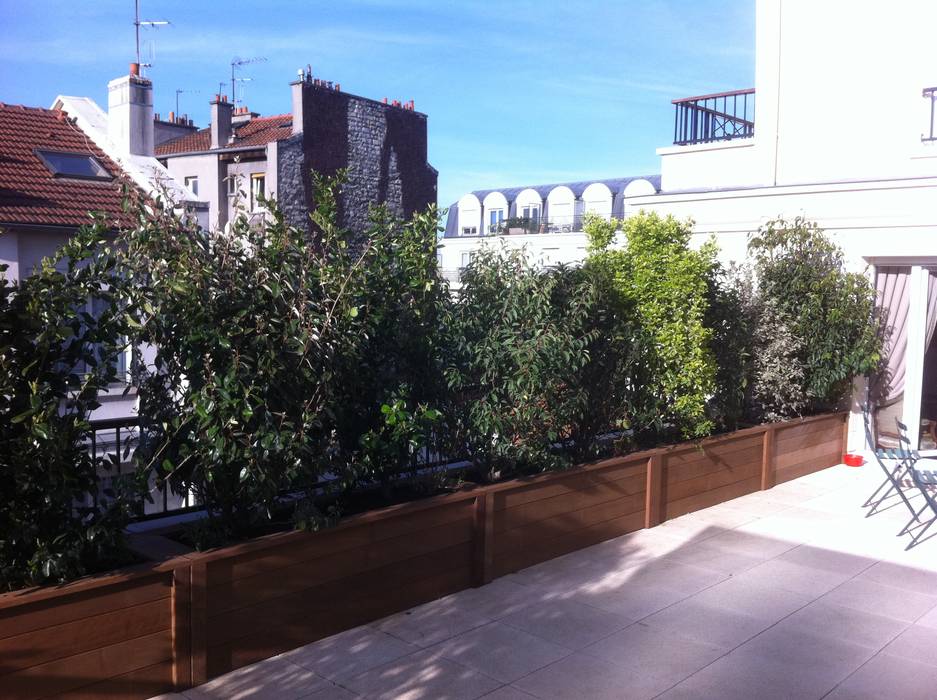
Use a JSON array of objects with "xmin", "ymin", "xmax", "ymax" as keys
[
  {"xmin": 107, "ymin": 63, "xmax": 154, "ymax": 157},
  {"xmin": 291, "ymin": 78, "xmax": 305, "ymax": 135}
]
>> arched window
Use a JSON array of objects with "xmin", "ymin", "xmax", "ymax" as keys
[
  {"xmin": 515, "ymin": 188, "xmax": 543, "ymax": 233},
  {"xmin": 482, "ymin": 191, "xmax": 509, "ymax": 234},
  {"xmin": 582, "ymin": 182, "xmax": 613, "ymax": 220},
  {"xmin": 457, "ymin": 194, "xmax": 481, "ymax": 236},
  {"xmin": 546, "ymin": 186, "xmax": 575, "ymax": 232}
]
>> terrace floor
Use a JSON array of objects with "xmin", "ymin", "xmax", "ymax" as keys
[{"xmin": 155, "ymin": 460, "xmax": 937, "ymax": 700}]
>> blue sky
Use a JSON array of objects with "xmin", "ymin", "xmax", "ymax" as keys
[{"xmin": 0, "ymin": 0, "xmax": 754, "ymax": 208}]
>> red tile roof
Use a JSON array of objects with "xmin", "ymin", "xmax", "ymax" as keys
[
  {"xmin": 0, "ymin": 103, "xmax": 131, "ymax": 228},
  {"xmin": 155, "ymin": 114, "xmax": 292, "ymax": 156}
]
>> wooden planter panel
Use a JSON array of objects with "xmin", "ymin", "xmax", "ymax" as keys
[
  {"xmin": 662, "ymin": 433, "xmax": 764, "ymax": 519},
  {"xmin": 199, "ymin": 497, "xmax": 478, "ymax": 679},
  {"xmin": 0, "ymin": 570, "xmax": 175, "ymax": 700},
  {"xmin": 489, "ymin": 459, "xmax": 647, "ymax": 578},
  {"xmin": 774, "ymin": 414, "xmax": 845, "ymax": 484},
  {"xmin": 0, "ymin": 412, "xmax": 848, "ymax": 698}
]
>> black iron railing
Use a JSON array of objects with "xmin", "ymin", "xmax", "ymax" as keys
[
  {"xmin": 87, "ymin": 416, "xmax": 198, "ymax": 520},
  {"xmin": 479, "ymin": 213, "xmax": 615, "ymax": 236},
  {"xmin": 673, "ymin": 88, "xmax": 755, "ymax": 146},
  {"xmin": 924, "ymin": 87, "xmax": 937, "ymax": 142}
]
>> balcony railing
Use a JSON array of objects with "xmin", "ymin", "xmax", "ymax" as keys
[
  {"xmin": 483, "ymin": 213, "xmax": 614, "ymax": 236},
  {"xmin": 672, "ymin": 88, "xmax": 755, "ymax": 146},
  {"xmin": 923, "ymin": 86, "xmax": 937, "ymax": 142}
]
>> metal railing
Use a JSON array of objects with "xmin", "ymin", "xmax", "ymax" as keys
[
  {"xmin": 482, "ymin": 213, "xmax": 615, "ymax": 236},
  {"xmin": 672, "ymin": 88, "xmax": 755, "ymax": 146},
  {"xmin": 87, "ymin": 416, "xmax": 197, "ymax": 520},
  {"xmin": 924, "ymin": 87, "xmax": 937, "ymax": 142}
]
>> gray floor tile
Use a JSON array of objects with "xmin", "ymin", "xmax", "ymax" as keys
[
  {"xmin": 640, "ymin": 597, "xmax": 779, "ymax": 650},
  {"xmin": 341, "ymin": 651, "xmax": 501, "ymax": 700},
  {"xmin": 499, "ymin": 598, "xmax": 631, "ymax": 650},
  {"xmin": 826, "ymin": 653, "xmax": 937, "ymax": 700},
  {"xmin": 184, "ymin": 657, "xmax": 330, "ymax": 700},
  {"xmin": 772, "ymin": 600, "xmax": 908, "ymax": 650},
  {"xmin": 375, "ymin": 597, "xmax": 491, "ymax": 648},
  {"xmin": 583, "ymin": 621, "xmax": 726, "ymax": 675},
  {"xmin": 478, "ymin": 686, "xmax": 538, "ymax": 699},
  {"xmin": 283, "ymin": 625, "xmax": 417, "ymax": 681},
  {"xmin": 881, "ymin": 624, "xmax": 937, "ymax": 667},
  {"xmin": 570, "ymin": 581, "xmax": 691, "ymax": 620},
  {"xmin": 857, "ymin": 560, "xmax": 937, "ymax": 595},
  {"xmin": 428, "ymin": 621, "xmax": 571, "ymax": 683},
  {"xmin": 820, "ymin": 577, "xmax": 937, "ymax": 623},
  {"xmin": 512, "ymin": 651, "xmax": 681, "ymax": 700}
]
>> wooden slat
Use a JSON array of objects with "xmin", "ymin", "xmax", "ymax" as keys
[
  {"xmin": 171, "ymin": 565, "xmax": 191, "ymax": 690},
  {"xmin": 664, "ymin": 454, "xmax": 761, "ymax": 503},
  {"xmin": 665, "ymin": 444, "xmax": 763, "ymax": 485},
  {"xmin": 492, "ymin": 510, "xmax": 646, "ymax": 578},
  {"xmin": 775, "ymin": 452, "xmax": 842, "ymax": 484},
  {"xmin": 775, "ymin": 438, "xmax": 842, "ymax": 471},
  {"xmin": 206, "ymin": 517, "xmax": 474, "ymax": 616},
  {"xmin": 761, "ymin": 425, "xmax": 776, "ymax": 490},
  {"xmin": 646, "ymin": 454, "xmax": 663, "ymax": 528},
  {"xmin": 493, "ymin": 492, "xmax": 646, "ymax": 557},
  {"xmin": 775, "ymin": 425, "xmax": 841, "ymax": 453},
  {"xmin": 0, "ymin": 575, "xmax": 171, "ymax": 642},
  {"xmin": 205, "ymin": 543, "xmax": 473, "ymax": 649},
  {"xmin": 0, "ymin": 630, "xmax": 171, "ymax": 700},
  {"xmin": 0, "ymin": 598, "xmax": 170, "ymax": 676},
  {"xmin": 190, "ymin": 562, "xmax": 208, "ymax": 686},
  {"xmin": 774, "ymin": 416, "xmax": 841, "ymax": 442},
  {"xmin": 494, "ymin": 472, "xmax": 645, "ymax": 534},
  {"xmin": 51, "ymin": 659, "xmax": 174, "ymax": 700},
  {"xmin": 205, "ymin": 565, "xmax": 472, "ymax": 679},
  {"xmin": 665, "ymin": 474, "xmax": 762, "ymax": 519},
  {"xmin": 492, "ymin": 460, "xmax": 646, "ymax": 512}
]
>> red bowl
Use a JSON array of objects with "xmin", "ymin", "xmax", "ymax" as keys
[{"xmin": 843, "ymin": 453, "xmax": 864, "ymax": 467}]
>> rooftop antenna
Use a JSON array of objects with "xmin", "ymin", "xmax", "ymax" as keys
[
  {"xmin": 134, "ymin": 0, "xmax": 169, "ymax": 67},
  {"xmin": 230, "ymin": 56, "xmax": 267, "ymax": 106},
  {"xmin": 175, "ymin": 88, "xmax": 200, "ymax": 116},
  {"xmin": 218, "ymin": 82, "xmax": 227, "ymax": 98}
]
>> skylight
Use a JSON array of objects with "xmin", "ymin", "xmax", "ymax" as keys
[{"xmin": 36, "ymin": 150, "xmax": 111, "ymax": 180}]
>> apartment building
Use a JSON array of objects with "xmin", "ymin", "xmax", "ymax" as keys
[
  {"xmin": 156, "ymin": 71, "xmax": 438, "ymax": 235},
  {"xmin": 623, "ymin": 0, "xmax": 937, "ymax": 452},
  {"xmin": 439, "ymin": 175, "xmax": 659, "ymax": 284}
]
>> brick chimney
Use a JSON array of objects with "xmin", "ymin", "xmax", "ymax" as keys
[
  {"xmin": 107, "ymin": 63, "xmax": 154, "ymax": 156},
  {"xmin": 210, "ymin": 95, "xmax": 233, "ymax": 149}
]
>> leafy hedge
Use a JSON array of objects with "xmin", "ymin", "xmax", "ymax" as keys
[{"xmin": 0, "ymin": 181, "xmax": 882, "ymax": 586}]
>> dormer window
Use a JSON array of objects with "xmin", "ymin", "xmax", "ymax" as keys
[{"xmin": 36, "ymin": 150, "xmax": 111, "ymax": 180}]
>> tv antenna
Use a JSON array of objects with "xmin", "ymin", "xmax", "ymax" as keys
[
  {"xmin": 134, "ymin": 0, "xmax": 169, "ymax": 68},
  {"xmin": 175, "ymin": 88, "xmax": 200, "ymax": 116},
  {"xmin": 231, "ymin": 56, "xmax": 267, "ymax": 106}
]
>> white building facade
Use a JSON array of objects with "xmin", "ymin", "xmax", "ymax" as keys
[
  {"xmin": 630, "ymin": 0, "xmax": 937, "ymax": 453},
  {"xmin": 439, "ymin": 176, "xmax": 659, "ymax": 285}
]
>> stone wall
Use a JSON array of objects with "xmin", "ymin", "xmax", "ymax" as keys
[{"xmin": 279, "ymin": 83, "xmax": 437, "ymax": 237}]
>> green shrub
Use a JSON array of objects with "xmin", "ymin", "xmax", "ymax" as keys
[
  {"xmin": 747, "ymin": 217, "xmax": 881, "ymax": 417},
  {"xmin": 586, "ymin": 211, "xmax": 717, "ymax": 442},
  {"xmin": 0, "ymin": 225, "xmax": 134, "ymax": 590}
]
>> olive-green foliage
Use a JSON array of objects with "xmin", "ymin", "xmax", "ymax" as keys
[
  {"xmin": 445, "ymin": 248, "xmax": 597, "ymax": 479},
  {"xmin": 122, "ymin": 178, "xmax": 361, "ymax": 540},
  {"xmin": 585, "ymin": 211, "xmax": 717, "ymax": 441},
  {"xmin": 0, "ymin": 225, "xmax": 134, "ymax": 590},
  {"xmin": 747, "ymin": 217, "xmax": 881, "ymax": 417},
  {"xmin": 704, "ymin": 262, "xmax": 757, "ymax": 431},
  {"xmin": 324, "ymin": 198, "xmax": 450, "ymax": 495}
]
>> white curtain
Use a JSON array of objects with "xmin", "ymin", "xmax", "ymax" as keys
[{"xmin": 873, "ymin": 267, "xmax": 911, "ymax": 405}]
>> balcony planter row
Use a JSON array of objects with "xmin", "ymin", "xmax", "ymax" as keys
[{"xmin": 0, "ymin": 412, "xmax": 847, "ymax": 700}]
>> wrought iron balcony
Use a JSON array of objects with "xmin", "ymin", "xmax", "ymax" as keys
[{"xmin": 672, "ymin": 88, "xmax": 755, "ymax": 146}]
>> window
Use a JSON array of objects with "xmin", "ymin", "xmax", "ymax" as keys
[
  {"xmin": 36, "ymin": 150, "xmax": 111, "ymax": 180},
  {"xmin": 522, "ymin": 205, "xmax": 540, "ymax": 231},
  {"xmin": 488, "ymin": 209, "xmax": 505, "ymax": 234},
  {"xmin": 250, "ymin": 173, "xmax": 266, "ymax": 210},
  {"xmin": 460, "ymin": 252, "xmax": 473, "ymax": 268},
  {"xmin": 461, "ymin": 226, "xmax": 477, "ymax": 236},
  {"xmin": 226, "ymin": 175, "xmax": 238, "ymax": 197},
  {"xmin": 184, "ymin": 176, "xmax": 199, "ymax": 196}
]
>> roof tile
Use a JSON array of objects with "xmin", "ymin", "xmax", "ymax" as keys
[{"xmin": 155, "ymin": 114, "xmax": 292, "ymax": 156}]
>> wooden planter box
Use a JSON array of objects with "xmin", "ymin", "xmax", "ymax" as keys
[{"xmin": 0, "ymin": 412, "xmax": 847, "ymax": 699}]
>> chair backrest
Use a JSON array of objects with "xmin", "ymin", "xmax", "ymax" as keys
[{"xmin": 895, "ymin": 418, "xmax": 915, "ymax": 460}]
